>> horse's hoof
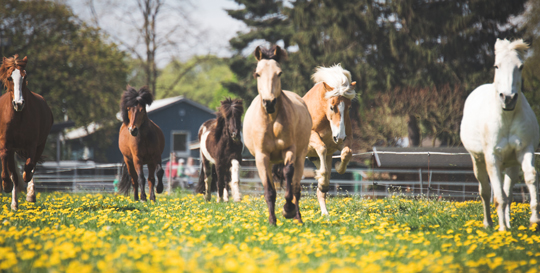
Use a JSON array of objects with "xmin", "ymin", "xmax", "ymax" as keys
[
  {"xmin": 156, "ymin": 183, "xmax": 164, "ymax": 194},
  {"xmin": 2, "ymin": 180, "xmax": 13, "ymax": 193},
  {"xmin": 11, "ymin": 204, "xmax": 18, "ymax": 211},
  {"xmin": 283, "ymin": 205, "xmax": 296, "ymax": 219},
  {"xmin": 26, "ymin": 195, "xmax": 36, "ymax": 202}
]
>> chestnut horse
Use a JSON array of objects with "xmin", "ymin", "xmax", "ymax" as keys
[
  {"xmin": 196, "ymin": 98, "xmax": 244, "ymax": 202},
  {"xmin": 118, "ymin": 86, "xmax": 165, "ymax": 202},
  {"xmin": 0, "ymin": 55, "xmax": 53, "ymax": 210},
  {"xmin": 243, "ymin": 45, "xmax": 312, "ymax": 225},
  {"xmin": 304, "ymin": 64, "xmax": 356, "ymax": 215}
]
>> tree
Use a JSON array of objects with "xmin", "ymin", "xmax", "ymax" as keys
[
  {"xmin": 155, "ymin": 55, "xmax": 238, "ymax": 110},
  {"xmin": 0, "ymin": 0, "xmax": 128, "ymax": 160}
]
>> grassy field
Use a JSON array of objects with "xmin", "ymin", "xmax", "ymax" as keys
[{"xmin": 1, "ymin": 191, "xmax": 539, "ymax": 272}]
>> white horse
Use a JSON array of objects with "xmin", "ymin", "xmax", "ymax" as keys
[{"xmin": 460, "ymin": 38, "xmax": 540, "ymax": 231}]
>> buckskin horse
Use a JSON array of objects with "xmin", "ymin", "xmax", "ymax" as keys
[
  {"xmin": 118, "ymin": 86, "xmax": 165, "ymax": 202},
  {"xmin": 196, "ymin": 98, "xmax": 244, "ymax": 202},
  {"xmin": 243, "ymin": 45, "xmax": 312, "ymax": 225},
  {"xmin": 0, "ymin": 55, "xmax": 53, "ymax": 210},
  {"xmin": 461, "ymin": 39, "xmax": 540, "ymax": 231},
  {"xmin": 303, "ymin": 64, "xmax": 356, "ymax": 215}
]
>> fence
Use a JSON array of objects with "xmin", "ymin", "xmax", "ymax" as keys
[{"xmin": 30, "ymin": 158, "xmax": 537, "ymax": 203}]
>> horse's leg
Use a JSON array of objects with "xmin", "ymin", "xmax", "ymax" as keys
[
  {"xmin": 503, "ymin": 166, "xmax": 519, "ymax": 228},
  {"xmin": 147, "ymin": 163, "xmax": 157, "ymax": 202},
  {"xmin": 485, "ymin": 153, "xmax": 508, "ymax": 231},
  {"xmin": 292, "ymin": 155, "xmax": 305, "ymax": 223},
  {"xmin": 26, "ymin": 144, "xmax": 45, "ymax": 202},
  {"xmin": 282, "ymin": 147, "xmax": 297, "ymax": 220},
  {"xmin": 126, "ymin": 160, "xmax": 139, "ymax": 201},
  {"xmin": 229, "ymin": 159, "xmax": 242, "ymax": 202},
  {"xmin": 310, "ymin": 132, "xmax": 328, "ymax": 192},
  {"xmin": 472, "ymin": 156, "xmax": 493, "ymax": 228},
  {"xmin": 518, "ymin": 148, "xmax": 540, "ymax": 226},
  {"xmin": 203, "ymin": 161, "xmax": 213, "ymax": 202},
  {"xmin": 134, "ymin": 159, "xmax": 147, "ymax": 202},
  {"xmin": 0, "ymin": 150, "xmax": 13, "ymax": 193},
  {"xmin": 7, "ymin": 152, "xmax": 19, "ymax": 211},
  {"xmin": 336, "ymin": 146, "xmax": 352, "ymax": 174},
  {"xmin": 156, "ymin": 162, "xmax": 164, "ymax": 194},
  {"xmin": 215, "ymin": 164, "xmax": 225, "ymax": 203},
  {"xmin": 256, "ymin": 152, "xmax": 276, "ymax": 225}
]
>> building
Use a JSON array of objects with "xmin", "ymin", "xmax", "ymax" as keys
[{"xmin": 63, "ymin": 96, "xmax": 216, "ymax": 163}]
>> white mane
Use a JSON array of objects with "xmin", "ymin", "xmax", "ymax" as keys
[
  {"xmin": 311, "ymin": 64, "xmax": 356, "ymax": 100},
  {"xmin": 495, "ymin": 38, "xmax": 529, "ymax": 60}
]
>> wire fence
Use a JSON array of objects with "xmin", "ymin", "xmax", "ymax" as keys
[{"xmin": 27, "ymin": 150, "xmax": 540, "ymax": 203}]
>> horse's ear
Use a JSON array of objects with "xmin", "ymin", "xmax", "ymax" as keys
[
  {"xmin": 273, "ymin": 46, "xmax": 288, "ymax": 62},
  {"xmin": 351, "ymin": 81, "xmax": 356, "ymax": 87},
  {"xmin": 22, "ymin": 56, "xmax": 27, "ymax": 62},
  {"xmin": 254, "ymin": 46, "xmax": 263, "ymax": 61},
  {"xmin": 322, "ymin": 82, "xmax": 334, "ymax": 91}
]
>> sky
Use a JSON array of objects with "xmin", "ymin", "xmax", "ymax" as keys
[{"xmin": 66, "ymin": 0, "xmax": 247, "ymax": 65}]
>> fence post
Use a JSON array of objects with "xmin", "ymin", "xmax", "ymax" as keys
[
  {"xmin": 419, "ymin": 168, "xmax": 423, "ymax": 196},
  {"xmin": 168, "ymin": 152, "xmax": 173, "ymax": 195},
  {"xmin": 73, "ymin": 166, "xmax": 78, "ymax": 193}
]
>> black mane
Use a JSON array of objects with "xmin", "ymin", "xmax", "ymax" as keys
[
  {"xmin": 120, "ymin": 86, "xmax": 154, "ymax": 125},
  {"xmin": 215, "ymin": 98, "xmax": 244, "ymax": 138},
  {"xmin": 254, "ymin": 45, "xmax": 288, "ymax": 63}
]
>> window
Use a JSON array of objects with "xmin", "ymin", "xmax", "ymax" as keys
[{"xmin": 171, "ymin": 131, "xmax": 190, "ymax": 157}]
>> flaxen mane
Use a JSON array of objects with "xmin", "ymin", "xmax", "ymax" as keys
[
  {"xmin": 312, "ymin": 64, "xmax": 356, "ymax": 100},
  {"xmin": 215, "ymin": 98, "xmax": 244, "ymax": 139},
  {"xmin": 495, "ymin": 39, "xmax": 529, "ymax": 60},
  {"xmin": 0, "ymin": 55, "xmax": 27, "ymax": 88},
  {"xmin": 120, "ymin": 86, "xmax": 154, "ymax": 125}
]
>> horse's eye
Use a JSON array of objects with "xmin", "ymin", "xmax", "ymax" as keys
[
  {"xmin": 7, "ymin": 77, "xmax": 12, "ymax": 81},
  {"xmin": 253, "ymin": 72, "xmax": 260, "ymax": 78},
  {"xmin": 277, "ymin": 72, "xmax": 282, "ymax": 77},
  {"xmin": 494, "ymin": 65, "xmax": 498, "ymax": 69},
  {"xmin": 330, "ymin": 106, "xmax": 334, "ymax": 111},
  {"xmin": 519, "ymin": 64, "xmax": 524, "ymax": 71}
]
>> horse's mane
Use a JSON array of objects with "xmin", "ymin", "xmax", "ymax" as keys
[
  {"xmin": 311, "ymin": 64, "xmax": 356, "ymax": 100},
  {"xmin": 254, "ymin": 45, "xmax": 288, "ymax": 63},
  {"xmin": 495, "ymin": 38, "xmax": 529, "ymax": 60},
  {"xmin": 215, "ymin": 98, "xmax": 243, "ymax": 138},
  {"xmin": 0, "ymin": 54, "xmax": 27, "ymax": 88},
  {"xmin": 120, "ymin": 85, "xmax": 153, "ymax": 125}
]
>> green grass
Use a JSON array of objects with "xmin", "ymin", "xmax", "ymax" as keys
[{"xmin": 0, "ymin": 191, "xmax": 539, "ymax": 272}]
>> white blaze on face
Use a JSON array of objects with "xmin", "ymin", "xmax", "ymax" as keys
[
  {"xmin": 330, "ymin": 101, "xmax": 347, "ymax": 142},
  {"xmin": 11, "ymin": 69, "xmax": 24, "ymax": 105}
]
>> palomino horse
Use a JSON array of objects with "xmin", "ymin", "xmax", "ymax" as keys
[
  {"xmin": 196, "ymin": 98, "xmax": 244, "ymax": 202},
  {"xmin": 460, "ymin": 39, "xmax": 540, "ymax": 231},
  {"xmin": 118, "ymin": 86, "xmax": 165, "ymax": 202},
  {"xmin": 0, "ymin": 55, "xmax": 53, "ymax": 210},
  {"xmin": 304, "ymin": 64, "xmax": 356, "ymax": 215},
  {"xmin": 243, "ymin": 45, "xmax": 312, "ymax": 225}
]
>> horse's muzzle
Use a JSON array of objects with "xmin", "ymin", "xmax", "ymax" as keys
[
  {"xmin": 263, "ymin": 99, "xmax": 277, "ymax": 114},
  {"xmin": 500, "ymin": 93, "xmax": 518, "ymax": 111},
  {"xmin": 333, "ymin": 135, "xmax": 345, "ymax": 144},
  {"xmin": 129, "ymin": 127, "xmax": 138, "ymax": 136},
  {"xmin": 12, "ymin": 100, "xmax": 25, "ymax": 112}
]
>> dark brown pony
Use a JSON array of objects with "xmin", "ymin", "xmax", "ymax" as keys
[
  {"xmin": 196, "ymin": 98, "xmax": 244, "ymax": 202},
  {"xmin": 0, "ymin": 55, "xmax": 53, "ymax": 210},
  {"xmin": 118, "ymin": 86, "xmax": 165, "ymax": 202}
]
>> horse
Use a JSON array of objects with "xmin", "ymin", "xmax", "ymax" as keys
[
  {"xmin": 195, "ymin": 98, "xmax": 244, "ymax": 202},
  {"xmin": 460, "ymin": 38, "xmax": 540, "ymax": 231},
  {"xmin": 0, "ymin": 55, "xmax": 53, "ymax": 211},
  {"xmin": 243, "ymin": 45, "xmax": 312, "ymax": 225},
  {"xmin": 118, "ymin": 86, "xmax": 165, "ymax": 202},
  {"xmin": 303, "ymin": 64, "xmax": 356, "ymax": 215}
]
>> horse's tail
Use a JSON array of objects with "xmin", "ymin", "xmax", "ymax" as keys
[
  {"xmin": 118, "ymin": 162, "xmax": 132, "ymax": 196},
  {"xmin": 272, "ymin": 163, "xmax": 285, "ymax": 190},
  {"xmin": 156, "ymin": 163, "xmax": 164, "ymax": 194}
]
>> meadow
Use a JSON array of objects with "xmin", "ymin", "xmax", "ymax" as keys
[{"xmin": 1, "ymin": 191, "xmax": 539, "ymax": 273}]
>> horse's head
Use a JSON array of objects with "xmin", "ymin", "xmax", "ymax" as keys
[
  {"xmin": 253, "ymin": 45, "xmax": 287, "ymax": 114},
  {"xmin": 322, "ymin": 83, "xmax": 354, "ymax": 144},
  {"xmin": 121, "ymin": 86, "xmax": 154, "ymax": 137},
  {"xmin": 1, "ymin": 55, "xmax": 28, "ymax": 112},
  {"xmin": 312, "ymin": 64, "xmax": 356, "ymax": 144},
  {"xmin": 493, "ymin": 38, "xmax": 529, "ymax": 111},
  {"xmin": 219, "ymin": 98, "xmax": 244, "ymax": 141}
]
